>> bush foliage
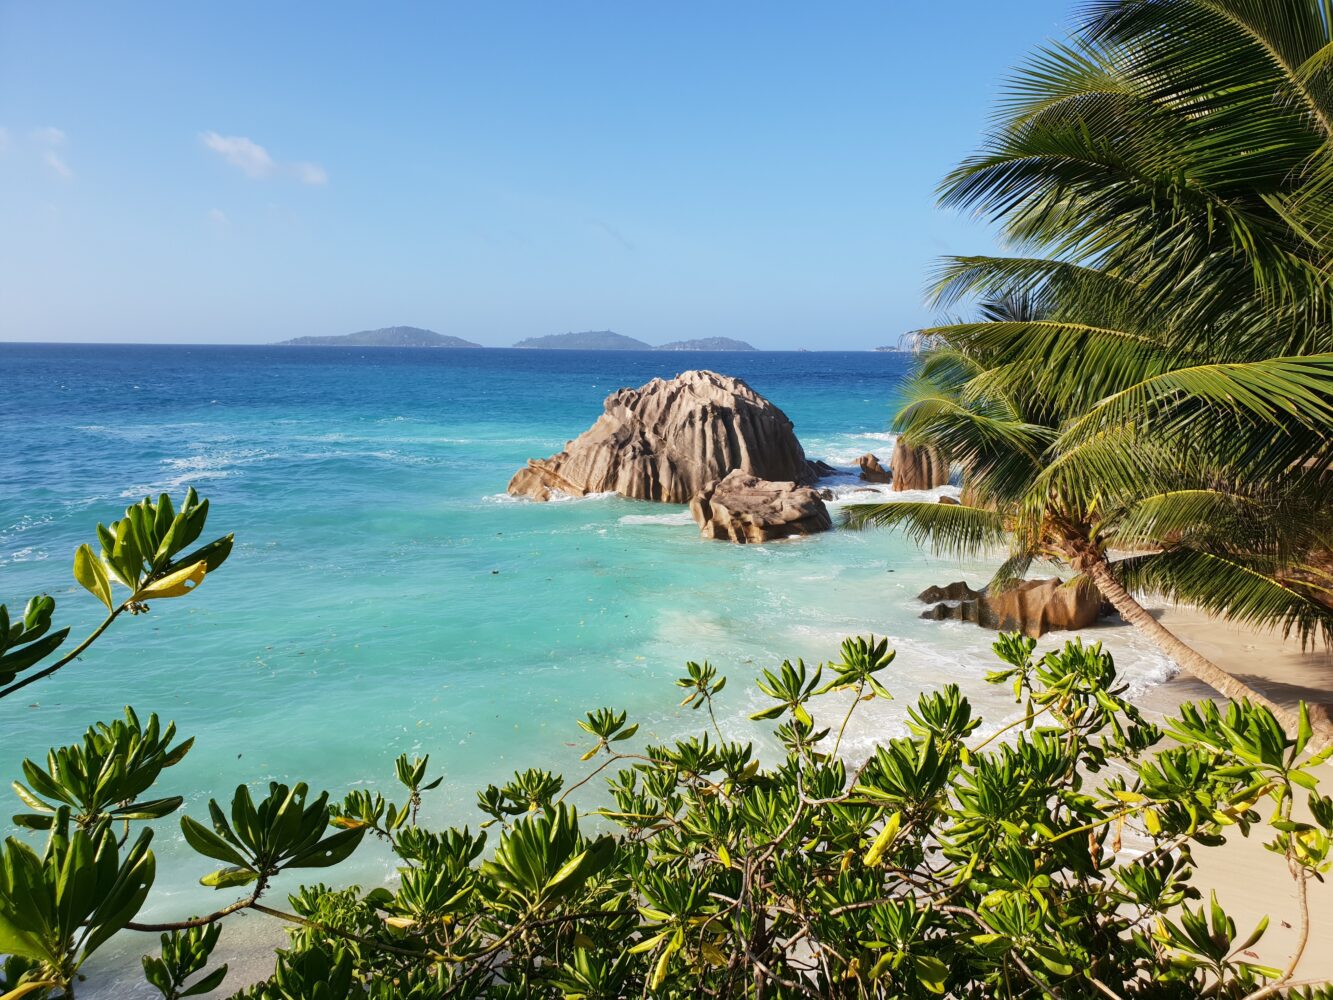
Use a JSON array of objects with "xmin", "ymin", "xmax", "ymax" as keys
[{"xmin": 1, "ymin": 494, "xmax": 1332, "ymax": 999}]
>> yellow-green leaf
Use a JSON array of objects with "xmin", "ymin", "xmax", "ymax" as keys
[
  {"xmin": 863, "ymin": 811, "xmax": 902, "ymax": 867},
  {"xmin": 73, "ymin": 544, "xmax": 115, "ymax": 610},
  {"xmin": 133, "ymin": 559, "xmax": 207, "ymax": 602}
]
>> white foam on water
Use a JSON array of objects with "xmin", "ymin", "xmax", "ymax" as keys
[
  {"xmin": 824, "ymin": 483, "xmax": 961, "ymax": 507},
  {"xmin": 619, "ymin": 511, "xmax": 696, "ymax": 527},
  {"xmin": 0, "ymin": 546, "xmax": 49, "ymax": 566},
  {"xmin": 806, "ymin": 430, "xmax": 899, "ymax": 467},
  {"xmin": 481, "ymin": 489, "xmax": 620, "ymax": 505}
]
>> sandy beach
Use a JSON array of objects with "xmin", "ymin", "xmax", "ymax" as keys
[{"xmin": 1138, "ymin": 608, "xmax": 1333, "ymax": 983}]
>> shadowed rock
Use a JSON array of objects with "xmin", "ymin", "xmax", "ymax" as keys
[
  {"xmin": 918, "ymin": 581, "xmax": 984, "ymax": 603},
  {"xmin": 918, "ymin": 577, "xmax": 1107, "ymax": 638},
  {"xmin": 858, "ymin": 453, "xmax": 892, "ymax": 483},
  {"xmin": 689, "ymin": 471, "xmax": 832, "ymax": 543},
  {"xmin": 507, "ymin": 370, "xmax": 818, "ymax": 502},
  {"xmin": 891, "ymin": 442, "xmax": 949, "ymax": 491}
]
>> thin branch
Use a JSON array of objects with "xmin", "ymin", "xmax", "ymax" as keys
[{"xmin": 0, "ymin": 607, "xmax": 124, "ymax": 700}]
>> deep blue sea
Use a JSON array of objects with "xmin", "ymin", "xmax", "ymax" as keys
[{"xmin": 0, "ymin": 344, "xmax": 1173, "ymax": 994}]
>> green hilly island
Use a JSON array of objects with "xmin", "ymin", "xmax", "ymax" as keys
[
  {"xmin": 277, "ymin": 326, "xmax": 483, "ymax": 348},
  {"xmin": 657, "ymin": 337, "xmax": 755, "ymax": 351},
  {"xmin": 512, "ymin": 330, "xmax": 652, "ymax": 350},
  {"xmin": 513, "ymin": 330, "xmax": 756, "ymax": 350}
]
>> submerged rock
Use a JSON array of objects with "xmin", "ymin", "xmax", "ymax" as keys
[
  {"xmin": 918, "ymin": 577, "xmax": 1106, "ymax": 638},
  {"xmin": 689, "ymin": 470, "xmax": 832, "ymax": 543},
  {"xmin": 858, "ymin": 453, "xmax": 892, "ymax": 483},
  {"xmin": 891, "ymin": 442, "xmax": 949, "ymax": 491},
  {"xmin": 507, "ymin": 370, "xmax": 818, "ymax": 502}
]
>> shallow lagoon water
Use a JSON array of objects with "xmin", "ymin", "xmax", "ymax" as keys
[{"xmin": 0, "ymin": 345, "xmax": 1173, "ymax": 993}]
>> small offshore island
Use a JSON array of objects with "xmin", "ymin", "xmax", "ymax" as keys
[
  {"xmin": 275, "ymin": 326, "xmax": 758, "ymax": 351},
  {"xmin": 277, "ymin": 326, "xmax": 484, "ymax": 348},
  {"xmin": 511, "ymin": 330, "xmax": 758, "ymax": 351}
]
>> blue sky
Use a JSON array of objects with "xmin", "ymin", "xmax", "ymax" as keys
[{"xmin": 0, "ymin": 2, "xmax": 1071, "ymax": 348}]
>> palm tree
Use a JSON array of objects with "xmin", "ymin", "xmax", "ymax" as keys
[{"xmin": 849, "ymin": 0, "xmax": 1333, "ymax": 734}]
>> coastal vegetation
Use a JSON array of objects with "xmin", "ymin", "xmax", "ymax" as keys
[
  {"xmin": 846, "ymin": 0, "xmax": 1333, "ymax": 735},
  {"xmin": 1, "ymin": 494, "xmax": 1331, "ymax": 998}
]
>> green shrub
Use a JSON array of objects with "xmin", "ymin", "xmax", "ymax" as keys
[{"xmin": 3, "ymin": 502, "xmax": 1332, "ymax": 999}]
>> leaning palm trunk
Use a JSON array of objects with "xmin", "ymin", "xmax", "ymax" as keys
[{"xmin": 1082, "ymin": 555, "xmax": 1314, "ymax": 739}]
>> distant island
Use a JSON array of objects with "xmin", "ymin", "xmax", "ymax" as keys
[
  {"xmin": 276, "ymin": 326, "xmax": 483, "ymax": 348},
  {"xmin": 657, "ymin": 337, "xmax": 755, "ymax": 351},
  {"xmin": 274, "ymin": 326, "xmax": 762, "ymax": 351},
  {"xmin": 513, "ymin": 330, "xmax": 757, "ymax": 351},
  {"xmin": 513, "ymin": 330, "xmax": 652, "ymax": 350}
]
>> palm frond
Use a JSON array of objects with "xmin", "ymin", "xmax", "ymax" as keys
[
  {"xmin": 1113, "ymin": 548, "xmax": 1333, "ymax": 647},
  {"xmin": 1061, "ymin": 354, "xmax": 1333, "ymax": 445},
  {"xmin": 841, "ymin": 502, "xmax": 1008, "ymax": 561}
]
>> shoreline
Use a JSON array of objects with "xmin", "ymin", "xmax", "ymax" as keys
[{"xmin": 1134, "ymin": 607, "xmax": 1333, "ymax": 981}]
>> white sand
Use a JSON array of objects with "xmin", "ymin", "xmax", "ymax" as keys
[{"xmin": 1136, "ymin": 608, "xmax": 1333, "ymax": 983}]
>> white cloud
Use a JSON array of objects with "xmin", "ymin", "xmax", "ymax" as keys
[
  {"xmin": 200, "ymin": 131, "xmax": 326, "ymax": 185},
  {"xmin": 32, "ymin": 126, "xmax": 65, "ymax": 146},
  {"xmin": 43, "ymin": 150, "xmax": 73, "ymax": 179},
  {"xmin": 208, "ymin": 208, "xmax": 229, "ymax": 225},
  {"xmin": 200, "ymin": 131, "xmax": 275, "ymax": 178}
]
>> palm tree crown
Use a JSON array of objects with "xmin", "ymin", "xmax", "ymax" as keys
[{"xmin": 849, "ymin": 0, "xmax": 1333, "ymax": 734}]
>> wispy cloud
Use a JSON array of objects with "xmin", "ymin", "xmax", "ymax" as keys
[
  {"xmin": 31, "ymin": 126, "xmax": 72, "ymax": 177},
  {"xmin": 208, "ymin": 208, "xmax": 229, "ymax": 225},
  {"xmin": 200, "ymin": 131, "xmax": 327, "ymax": 185},
  {"xmin": 32, "ymin": 126, "xmax": 66, "ymax": 146},
  {"xmin": 292, "ymin": 161, "xmax": 327, "ymax": 185},
  {"xmin": 43, "ymin": 150, "xmax": 73, "ymax": 179}
]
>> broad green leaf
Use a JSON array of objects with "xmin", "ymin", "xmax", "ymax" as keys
[
  {"xmin": 73, "ymin": 544, "xmax": 115, "ymax": 610},
  {"xmin": 911, "ymin": 954, "xmax": 949, "ymax": 993}
]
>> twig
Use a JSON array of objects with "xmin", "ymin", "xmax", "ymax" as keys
[{"xmin": 0, "ymin": 608, "xmax": 123, "ymax": 700}]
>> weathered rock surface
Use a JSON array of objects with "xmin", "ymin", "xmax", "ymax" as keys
[
  {"xmin": 858, "ymin": 453, "xmax": 892, "ymax": 483},
  {"xmin": 918, "ymin": 577, "xmax": 1107, "ymax": 638},
  {"xmin": 917, "ymin": 581, "xmax": 984, "ymax": 603},
  {"xmin": 891, "ymin": 442, "xmax": 949, "ymax": 492},
  {"xmin": 689, "ymin": 470, "xmax": 832, "ymax": 543},
  {"xmin": 507, "ymin": 370, "xmax": 818, "ymax": 502}
]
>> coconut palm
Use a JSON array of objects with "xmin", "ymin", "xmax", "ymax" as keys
[{"xmin": 849, "ymin": 0, "xmax": 1333, "ymax": 733}]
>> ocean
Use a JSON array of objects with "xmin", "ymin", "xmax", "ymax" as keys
[{"xmin": 0, "ymin": 343, "xmax": 1174, "ymax": 993}]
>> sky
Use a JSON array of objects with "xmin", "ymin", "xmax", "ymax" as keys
[{"xmin": 0, "ymin": 1, "xmax": 1073, "ymax": 349}]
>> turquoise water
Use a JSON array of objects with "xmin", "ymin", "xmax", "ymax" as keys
[{"xmin": 0, "ymin": 344, "xmax": 1173, "ymax": 992}]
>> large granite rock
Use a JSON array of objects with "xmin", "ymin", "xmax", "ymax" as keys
[
  {"xmin": 858, "ymin": 453, "xmax": 891, "ymax": 483},
  {"xmin": 891, "ymin": 442, "xmax": 949, "ymax": 492},
  {"xmin": 689, "ymin": 470, "xmax": 832, "ymax": 543},
  {"xmin": 918, "ymin": 577, "xmax": 1106, "ymax": 638},
  {"xmin": 507, "ymin": 370, "xmax": 817, "ymax": 502},
  {"xmin": 918, "ymin": 581, "xmax": 983, "ymax": 603}
]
